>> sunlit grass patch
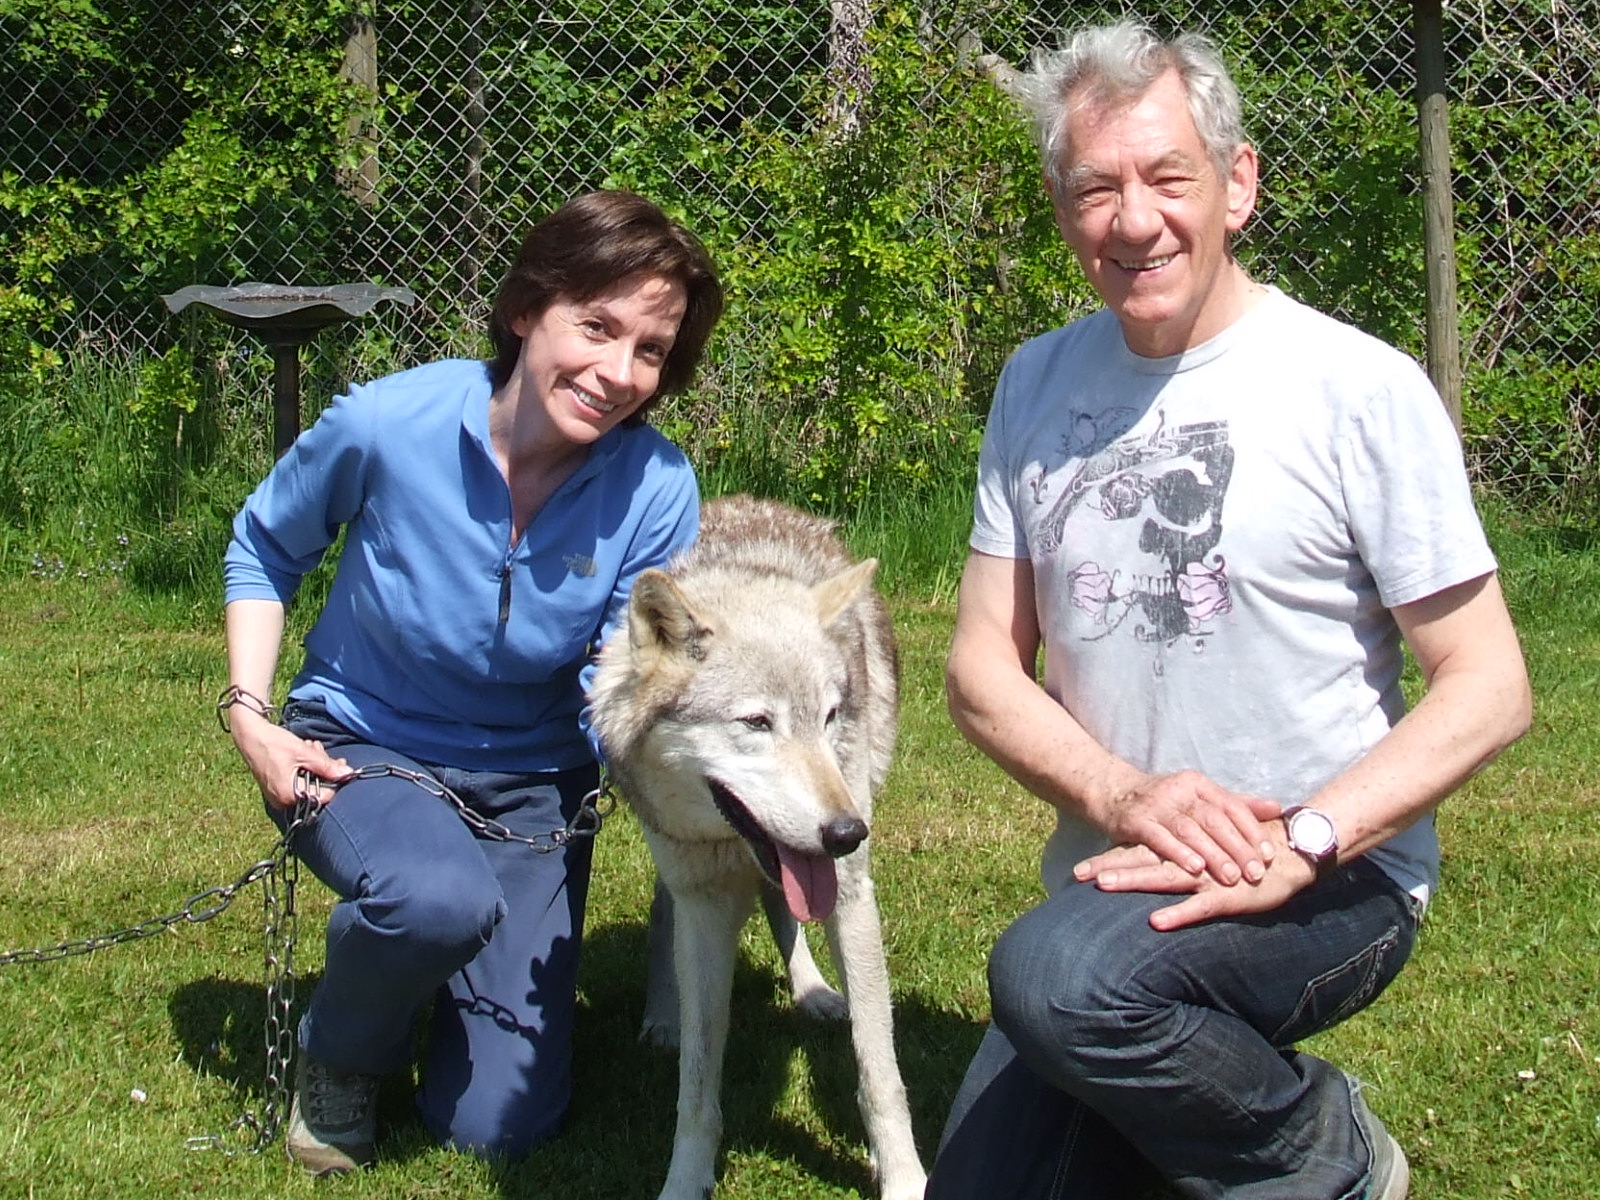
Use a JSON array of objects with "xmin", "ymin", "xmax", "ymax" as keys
[{"xmin": 0, "ymin": 503, "xmax": 1595, "ymax": 1199}]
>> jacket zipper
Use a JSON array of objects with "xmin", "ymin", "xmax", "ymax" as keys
[{"xmin": 497, "ymin": 546, "xmax": 515, "ymax": 624}]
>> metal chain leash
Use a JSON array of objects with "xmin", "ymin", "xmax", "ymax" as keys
[
  {"xmin": 0, "ymin": 792, "xmax": 316, "ymax": 1154},
  {"xmin": 337, "ymin": 761, "xmax": 614, "ymax": 851},
  {"xmin": 0, "ymin": 854, "xmax": 283, "ymax": 967},
  {"xmin": 1, "ymin": 749, "xmax": 613, "ymax": 1156},
  {"xmin": 185, "ymin": 795, "xmax": 314, "ymax": 1155}
]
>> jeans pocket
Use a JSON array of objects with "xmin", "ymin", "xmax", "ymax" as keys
[
  {"xmin": 1270, "ymin": 922, "xmax": 1405, "ymax": 1046},
  {"xmin": 282, "ymin": 698, "xmax": 356, "ymax": 748}
]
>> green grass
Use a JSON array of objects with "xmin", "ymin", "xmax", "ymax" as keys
[{"xmin": 1, "ymin": 506, "xmax": 1597, "ymax": 1200}]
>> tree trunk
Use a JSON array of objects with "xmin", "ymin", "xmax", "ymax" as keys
[{"xmin": 827, "ymin": 0, "xmax": 872, "ymax": 135}]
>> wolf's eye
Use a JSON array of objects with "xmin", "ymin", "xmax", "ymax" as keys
[
  {"xmin": 739, "ymin": 714, "xmax": 773, "ymax": 732},
  {"xmin": 824, "ymin": 705, "xmax": 840, "ymax": 727}
]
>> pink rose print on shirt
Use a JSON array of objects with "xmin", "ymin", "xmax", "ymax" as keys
[
  {"xmin": 1067, "ymin": 561, "xmax": 1115, "ymax": 623},
  {"xmin": 1176, "ymin": 557, "xmax": 1231, "ymax": 633}
]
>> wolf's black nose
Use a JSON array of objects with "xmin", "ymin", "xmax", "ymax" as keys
[{"xmin": 821, "ymin": 816, "xmax": 869, "ymax": 858}]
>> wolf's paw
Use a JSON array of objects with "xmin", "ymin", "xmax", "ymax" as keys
[
  {"xmin": 639, "ymin": 1014, "xmax": 681, "ymax": 1049},
  {"xmin": 793, "ymin": 980, "xmax": 849, "ymax": 1022},
  {"xmin": 878, "ymin": 1170, "xmax": 929, "ymax": 1200},
  {"xmin": 872, "ymin": 1145, "xmax": 928, "ymax": 1200},
  {"xmin": 656, "ymin": 1164, "xmax": 715, "ymax": 1200}
]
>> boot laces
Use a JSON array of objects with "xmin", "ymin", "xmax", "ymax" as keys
[{"xmin": 305, "ymin": 1061, "xmax": 377, "ymax": 1129}]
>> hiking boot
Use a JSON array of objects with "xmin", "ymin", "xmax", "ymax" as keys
[
  {"xmin": 1351, "ymin": 1085, "xmax": 1410, "ymax": 1200},
  {"xmin": 284, "ymin": 1051, "xmax": 379, "ymax": 1177}
]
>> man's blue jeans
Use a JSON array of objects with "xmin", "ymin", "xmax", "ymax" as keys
[
  {"xmin": 276, "ymin": 701, "xmax": 597, "ymax": 1159},
  {"xmin": 926, "ymin": 858, "xmax": 1420, "ymax": 1199}
]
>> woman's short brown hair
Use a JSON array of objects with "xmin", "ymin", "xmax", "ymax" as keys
[{"xmin": 485, "ymin": 191, "xmax": 724, "ymax": 424}]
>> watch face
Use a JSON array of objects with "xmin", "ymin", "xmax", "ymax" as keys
[{"xmin": 1289, "ymin": 809, "xmax": 1337, "ymax": 856}]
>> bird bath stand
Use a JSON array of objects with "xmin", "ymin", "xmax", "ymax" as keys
[{"xmin": 162, "ymin": 283, "xmax": 417, "ymax": 457}]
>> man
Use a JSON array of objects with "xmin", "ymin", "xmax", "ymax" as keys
[{"xmin": 927, "ymin": 21, "xmax": 1529, "ymax": 1200}]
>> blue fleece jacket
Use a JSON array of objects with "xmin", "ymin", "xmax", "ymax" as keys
[{"xmin": 223, "ymin": 358, "xmax": 698, "ymax": 772}]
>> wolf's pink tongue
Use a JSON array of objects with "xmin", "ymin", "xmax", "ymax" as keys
[{"xmin": 774, "ymin": 843, "xmax": 838, "ymax": 923}]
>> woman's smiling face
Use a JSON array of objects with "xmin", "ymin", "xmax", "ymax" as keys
[{"xmin": 510, "ymin": 272, "xmax": 688, "ymax": 446}]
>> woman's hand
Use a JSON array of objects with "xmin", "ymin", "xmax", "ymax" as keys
[{"xmin": 229, "ymin": 709, "xmax": 354, "ymax": 809}]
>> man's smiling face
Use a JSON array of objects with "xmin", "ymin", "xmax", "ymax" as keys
[{"xmin": 1049, "ymin": 69, "xmax": 1257, "ymax": 358}]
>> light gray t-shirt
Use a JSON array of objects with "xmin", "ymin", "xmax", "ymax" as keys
[{"xmin": 972, "ymin": 288, "xmax": 1496, "ymax": 902}]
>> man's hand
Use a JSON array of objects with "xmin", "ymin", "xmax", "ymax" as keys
[
  {"xmin": 1074, "ymin": 821, "xmax": 1318, "ymax": 930},
  {"xmin": 1094, "ymin": 770, "xmax": 1283, "ymax": 887}
]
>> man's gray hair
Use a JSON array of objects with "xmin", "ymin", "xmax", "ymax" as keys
[{"xmin": 1018, "ymin": 21, "xmax": 1246, "ymax": 191}]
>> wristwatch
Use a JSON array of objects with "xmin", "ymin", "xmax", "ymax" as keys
[{"xmin": 1281, "ymin": 805, "xmax": 1339, "ymax": 881}]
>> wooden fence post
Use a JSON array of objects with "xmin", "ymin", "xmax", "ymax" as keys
[
  {"xmin": 1414, "ymin": 0, "xmax": 1463, "ymax": 432},
  {"xmin": 339, "ymin": 9, "xmax": 380, "ymax": 208}
]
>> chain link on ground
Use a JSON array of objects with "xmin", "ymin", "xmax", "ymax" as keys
[{"xmin": 0, "ymin": 765, "xmax": 612, "ymax": 1154}]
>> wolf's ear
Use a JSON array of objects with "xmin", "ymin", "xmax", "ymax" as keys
[
  {"xmin": 812, "ymin": 558, "xmax": 878, "ymax": 626},
  {"xmin": 629, "ymin": 570, "xmax": 712, "ymax": 664}
]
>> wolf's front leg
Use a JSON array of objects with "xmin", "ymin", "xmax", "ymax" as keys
[
  {"xmin": 641, "ymin": 879, "xmax": 681, "ymax": 1046},
  {"xmin": 657, "ymin": 886, "xmax": 750, "ymax": 1200},
  {"xmin": 826, "ymin": 859, "xmax": 927, "ymax": 1200},
  {"xmin": 759, "ymin": 882, "xmax": 848, "ymax": 1020}
]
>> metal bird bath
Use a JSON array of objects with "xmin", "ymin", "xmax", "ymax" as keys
[{"xmin": 162, "ymin": 283, "xmax": 417, "ymax": 456}]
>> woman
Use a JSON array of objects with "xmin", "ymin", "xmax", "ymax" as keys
[{"xmin": 221, "ymin": 190, "xmax": 722, "ymax": 1174}]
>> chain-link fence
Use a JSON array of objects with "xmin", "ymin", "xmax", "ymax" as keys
[{"xmin": 5, "ymin": 0, "xmax": 1598, "ymax": 510}]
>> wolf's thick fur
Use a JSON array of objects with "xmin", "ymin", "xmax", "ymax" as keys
[{"xmin": 590, "ymin": 495, "xmax": 926, "ymax": 1200}]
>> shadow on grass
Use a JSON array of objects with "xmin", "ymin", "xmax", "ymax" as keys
[
  {"xmin": 166, "ymin": 968, "xmax": 433, "ymax": 1156},
  {"xmin": 494, "ymin": 917, "xmax": 990, "ymax": 1198},
  {"xmin": 167, "ymin": 916, "xmax": 992, "ymax": 1198}
]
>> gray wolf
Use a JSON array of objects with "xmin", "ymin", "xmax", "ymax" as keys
[{"xmin": 589, "ymin": 494, "xmax": 926, "ymax": 1200}]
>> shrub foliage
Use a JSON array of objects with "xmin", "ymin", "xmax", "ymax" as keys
[{"xmin": 3, "ymin": 0, "xmax": 1598, "ymax": 564}]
